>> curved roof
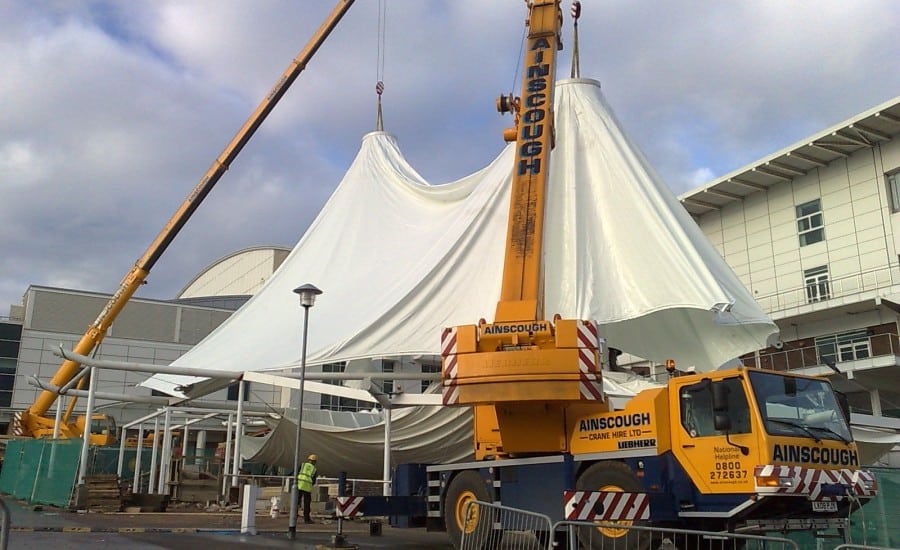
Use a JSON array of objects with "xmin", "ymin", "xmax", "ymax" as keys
[{"xmin": 177, "ymin": 245, "xmax": 291, "ymax": 299}]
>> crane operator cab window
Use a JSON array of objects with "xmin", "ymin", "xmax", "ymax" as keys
[{"xmin": 680, "ymin": 378, "xmax": 751, "ymax": 438}]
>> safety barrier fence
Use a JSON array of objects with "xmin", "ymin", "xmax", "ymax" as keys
[
  {"xmin": 0, "ymin": 439, "xmax": 157, "ymax": 508},
  {"xmin": 553, "ymin": 520, "xmax": 799, "ymax": 550},
  {"xmin": 0, "ymin": 439, "xmax": 81, "ymax": 508},
  {"xmin": 833, "ymin": 545, "xmax": 898, "ymax": 550},
  {"xmin": 459, "ymin": 500, "xmax": 801, "ymax": 550},
  {"xmin": 460, "ymin": 500, "xmax": 553, "ymax": 550}
]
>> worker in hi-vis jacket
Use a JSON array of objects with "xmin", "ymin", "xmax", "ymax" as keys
[{"xmin": 297, "ymin": 454, "xmax": 318, "ymax": 523}]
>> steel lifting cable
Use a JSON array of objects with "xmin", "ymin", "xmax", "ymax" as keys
[
  {"xmin": 510, "ymin": 6, "xmax": 529, "ymax": 101},
  {"xmin": 570, "ymin": 1, "xmax": 581, "ymax": 78},
  {"xmin": 375, "ymin": 0, "xmax": 387, "ymax": 130}
]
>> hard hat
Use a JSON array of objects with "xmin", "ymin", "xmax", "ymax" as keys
[{"xmin": 308, "ymin": 454, "xmax": 317, "ymax": 462}]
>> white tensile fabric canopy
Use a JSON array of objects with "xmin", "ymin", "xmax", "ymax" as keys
[
  {"xmin": 240, "ymin": 405, "xmax": 476, "ymax": 479},
  {"xmin": 142, "ymin": 78, "xmax": 777, "ymax": 397}
]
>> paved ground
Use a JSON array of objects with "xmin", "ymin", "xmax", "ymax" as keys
[{"xmin": 0, "ymin": 498, "xmax": 454, "ymax": 549}]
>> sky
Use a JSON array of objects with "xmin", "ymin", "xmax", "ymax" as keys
[{"xmin": 1, "ymin": 1, "xmax": 898, "ymax": 314}]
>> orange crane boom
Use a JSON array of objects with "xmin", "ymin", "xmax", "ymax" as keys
[
  {"xmin": 440, "ymin": 1, "xmax": 606, "ymax": 459},
  {"xmin": 16, "ymin": 0, "xmax": 355, "ymax": 445},
  {"xmin": 495, "ymin": 0, "xmax": 562, "ymax": 323}
]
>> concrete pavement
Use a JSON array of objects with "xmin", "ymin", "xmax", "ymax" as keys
[{"xmin": 0, "ymin": 497, "xmax": 454, "ymax": 549}]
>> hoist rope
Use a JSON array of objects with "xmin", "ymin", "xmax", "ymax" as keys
[
  {"xmin": 570, "ymin": 1, "xmax": 581, "ymax": 79},
  {"xmin": 376, "ymin": 0, "xmax": 387, "ymax": 83},
  {"xmin": 375, "ymin": 0, "xmax": 387, "ymax": 130},
  {"xmin": 511, "ymin": 15, "xmax": 528, "ymax": 99}
]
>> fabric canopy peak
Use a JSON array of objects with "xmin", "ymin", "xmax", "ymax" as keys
[{"xmin": 143, "ymin": 78, "xmax": 777, "ymax": 398}]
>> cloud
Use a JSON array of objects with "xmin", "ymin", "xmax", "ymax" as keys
[{"xmin": 1, "ymin": 0, "xmax": 898, "ymax": 315}]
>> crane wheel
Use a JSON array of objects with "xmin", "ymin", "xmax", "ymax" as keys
[
  {"xmin": 444, "ymin": 470, "xmax": 500, "ymax": 550},
  {"xmin": 575, "ymin": 461, "xmax": 651, "ymax": 550}
]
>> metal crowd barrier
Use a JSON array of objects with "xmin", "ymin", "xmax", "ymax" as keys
[
  {"xmin": 460, "ymin": 500, "xmax": 554, "ymax": 550},
  {"xmin": 833, "ymin": 545, "xmax": 898, "ymax": 550},
  {"xmin": 458, "ymin": 501, "xmax": 805, "ymax": 550},
  {"xmin": 553, "ymin": 521, "xmax": 800, "ymax": 550}
]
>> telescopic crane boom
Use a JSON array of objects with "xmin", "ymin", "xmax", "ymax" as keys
[
  {"xmin": 440, "ymin": 0, "xmax": 607, "ymax": 458},
  {"xmin": 15, "ymin": 0, "xmax": 355, "ymax": 445}
]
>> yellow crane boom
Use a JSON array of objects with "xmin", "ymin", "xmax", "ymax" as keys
[
  {"xmin": 496, "ymin": 0, "xmax": 561, "ymax": 323},
  {"xmin": 16, "ymin": 0, "xmax": 355, "ymax": 445},
  {"xmin": 440, "ymin": 1, "xmax": 607, "ymax": 458}
]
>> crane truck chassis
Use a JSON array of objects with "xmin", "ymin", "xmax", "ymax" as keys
[
  {"xmin": 344, "ymin": 365, "xmax": 876, "ymax": 548},
  {"xmin": 435, "ymin": 366, "xmax": 875, "ymax": 544}
]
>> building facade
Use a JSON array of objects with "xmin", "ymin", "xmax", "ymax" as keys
[
  {"xmin": 678, "ymin": 96, "xmax": 900, "ymax": 463},
  {"xmin": 0, "ymin": 246, "xmax": 291, "ymax": 441}
]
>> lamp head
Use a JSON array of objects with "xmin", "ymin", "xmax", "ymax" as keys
[{"xmin": 293, "ymin": 283, "xmax": 322, "ymax": 308}]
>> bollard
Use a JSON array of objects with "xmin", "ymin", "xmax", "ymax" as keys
[
  {"xmin": 269, "ymin": 496, "xmax": 281, "ymax": 518},
  {"xmin": 369, "ymin": 520, "xmax": 382, "ymax": 536},
  {"xmin": 241, "ymin": 484, "xmax": 260, "ymax": 535}
]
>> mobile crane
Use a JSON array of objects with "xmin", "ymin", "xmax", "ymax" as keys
[
  {"xmin": 425, "ymin": 1, "xmax": 878, "ymax": 548},
  {"xmin": 12, "ymin": 0, "xmax": 355, "ymax": 446}
]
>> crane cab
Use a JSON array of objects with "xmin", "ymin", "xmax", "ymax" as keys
[{"xmin": 75, "ymin": 414, "xmax": 117, "ymax": 446}]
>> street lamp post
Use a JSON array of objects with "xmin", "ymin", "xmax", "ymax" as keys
[{"xmin": 288, "ymin": 283, "xmax": 322, "ymax": 539}]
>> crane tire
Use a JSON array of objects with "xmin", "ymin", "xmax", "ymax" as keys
[
  {"xmin": 444, "ymin": 470, "xmax": 500, "ymax": 550},
  {"xmin": 575, "ymin": 461, "xmax": 651, "ymax": 550}
]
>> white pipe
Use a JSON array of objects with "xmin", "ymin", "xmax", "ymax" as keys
[
  {"xmin": 222, "ymin": 413, "xmax": 233, "ymax": 498},
  {"xmin": 196, "ymin": 430, "xmax": 207, "ymax": 470},
  {"xmin": 182, "ymin": 423, "xmax": 190, "ymax": 465},
  {"xmin": 383, "ymin": 407, "xmax": 392, "ymax": 497},
  {"xmin": 57, "ymin": 347, "xmax": 438, "ymax": 380},
  {"xmin": 58, "ymin": 347, "xmax": 237, "ymax": 379},
  {"xmin": 116, "ymin": 426, "xmax": 127, "ymax": 479},
  {"xmin": 78, "ymin": 365, "xmax": 98, "ymax": 486},
  {"xmin": 124, "ymin": 409, "xmax": 167, "ymax": 430},
  {"xmin": 52, "ymin": 398, "xmax": 63, "ymax": 439},
  {"xmin": 157, "ymin": 407, "xmax": 173, "ymax": 495},
  {"xmin": 133, "ymin": 423, "xmax": 144, "ymax": 493},
  {"xmin": 148, "ymin": 416, "xmax": 160, "ymax": 495},
  {"xmin": 49, "ymin": 398, "xmax": 63, "ymax": 479},
  {"xmin": 231, "ymin": 381, "xmax": 245, "ymax": 488}
]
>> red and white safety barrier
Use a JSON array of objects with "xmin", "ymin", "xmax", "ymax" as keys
[
  {"xmin": 576, "ymin": 321, "xmax": 604, "ymax": 401},
  {"xmin": 755, "ymin": 465, "xmax": 877, "ymax": 499},
  {"xmin": 564, "ymin": 490, "xmax": 650, "ymax": 521},
  {"xmin": 335, "ymin": 496, "xmax": 364, "ymax": 518},
  {"xmin": 441, "ymin": 327, "xmax": 459, "ymax": 405}
]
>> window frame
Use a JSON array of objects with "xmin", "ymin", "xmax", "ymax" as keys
[
  {"xmin": 226, "ymin": 380, "xmax": 250, "ymax": 401},
  {"xmin": 887, "ymin": 171, "xmax": 900, "ymax": 213},
  {"xmin": 816, "ymin": 330, "xmax": 870, "ymax": 365},
  {"xmin": 796, "ymin": 199, "xmax": 825, "ymax": 246},
  {"xmin": 804, "ymin": 265, "xmax": 830, "ymax": 303}
]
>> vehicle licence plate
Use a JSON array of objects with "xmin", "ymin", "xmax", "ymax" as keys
[{"xmin": 812, "ymin": 501, "xmax": 838, "ymax": 512}]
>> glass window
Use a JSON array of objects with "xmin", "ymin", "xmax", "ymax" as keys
[
  {"xmin": 321, "ymin": 362, "xmax": 366, "ymax": 412},
  {"xmin": 680, "ymin": 377, "xmax": 751, "ymax": 437},
  {"xmin": 887, "ymin": 172, "xmax": 900, "ymax": 213},
  {"xmin": 804, "ymin": 265, "xmax": 830, "ymax": 303},
  {"xmin": 0, "ymin": 322, "xmax": 22, "ymax": 341},
  {"xmin": 381, "ymin": 360, "xmax": 395, "ymax": 395},
  {"xmin": 748, "ymin": 370, "xmax": 852, "ymax": 443},
  {"xmin": 226, "ymin": 381, "xmax": 249, "ymax": 401},
  {"xmin": 816, "ymin": 330, "xmax": 870, "ymax": 365},
  {"xmin": 422, "ymin": 363, "xmax": 441, "ymax": 392},
  {"xmin": 0, "ymin": 340, "xmax": 19, "ymax": 358},
  {"xmin": 844, "ymin": 391, "xmax": 874, "ymax": 415},
  {"xmin": 796, "ymin": 199, "xmax": 824, "ymax": 246}
]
